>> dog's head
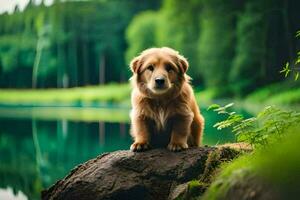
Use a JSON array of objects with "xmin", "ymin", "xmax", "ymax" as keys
[{"xmin": 130, "ymin": 47, "xmax": 189, "ymax": 98}]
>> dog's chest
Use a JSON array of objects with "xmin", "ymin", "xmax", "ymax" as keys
[
  {"xmin": 140, "ymin": 99, "xmax": 174, "ymax": 131},
  {"xmin": 152, "ymin": 106, "xmax": 169, "ymax": 131}
]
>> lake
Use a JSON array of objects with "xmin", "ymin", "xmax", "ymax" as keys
[{"xmin": 0, "ymin": 105, "xmax": 249, "ymax": 200}]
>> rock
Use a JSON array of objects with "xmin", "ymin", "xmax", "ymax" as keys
[
  {"xmin": 42, "ymin": 147, "xmax": 240, "ymax": 200},
  {"xmin": 168, "ymin": 182, "xmax": 188, "ymax": 200}
]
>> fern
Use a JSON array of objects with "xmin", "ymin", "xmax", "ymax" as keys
[
  {"xmin": 208, "ymin": 103, "xmax": 300, "ymax": 148},
  {"xmin": 280, "ymin": 30, "xmax": 300, "ymax": 81}
]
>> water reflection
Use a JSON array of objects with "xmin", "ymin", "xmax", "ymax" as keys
[
  {"xmin": 0, "ymin": 106, "xmax": 244, "ymax": 199},
  {"xmin": 0, "ymin": 187, "xmax": 27, "ymax": 200},
  {"xmin": 0, "ymin": 118, "xmax": 132, "ymax": 200}
]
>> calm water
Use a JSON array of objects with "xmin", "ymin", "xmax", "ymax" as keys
[{"xmin": 0, "ymin": 105, "xmax": 248, "ymax": 200}]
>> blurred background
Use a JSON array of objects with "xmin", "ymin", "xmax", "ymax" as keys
[{"xmin": 0, "ymin": 0, "xmax": 299, "ymax": 199}]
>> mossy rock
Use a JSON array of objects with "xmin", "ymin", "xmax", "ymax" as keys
[{"xmin": 202, "ymin": 130, "xmax": 300, "ymax": 200}]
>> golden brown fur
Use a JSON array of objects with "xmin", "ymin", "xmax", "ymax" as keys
[{"xmin": 129, "ymin": 47, "xmax": 204, "ymax": 151}]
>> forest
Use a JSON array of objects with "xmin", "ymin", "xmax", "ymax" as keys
[
  {"xmin": 0, "ymin": 0, "xmax": 299, "ymax": 99},
  {"xmin": 1, "ymin": 1, "xmax": 300, "ymax": 199},
  {"xmin": 0, "ymin": 0, "xmax": 161, "ymax": 88}
]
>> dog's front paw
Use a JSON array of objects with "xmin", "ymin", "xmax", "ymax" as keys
[
  {"xmin": 130, "ymin": 142, "xmax": 150, "ymax": 152},
  {"xmin": 167, "ymin": 142, "xmax": 188, "ymax": 152}
]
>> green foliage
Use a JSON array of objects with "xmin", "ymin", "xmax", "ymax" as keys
[
  {"xmin": 156, "ymin": 0, "xmax": 202, "ymax": 78},
  {"xmin": 198, "ymin": 0, "xmax": 236, "ymax": 88},
  {"xmin": 246, "ymin": 81, "xmax": 300, "ymax": 105},
  {"xmin": 0, "ymin": 84, "xmax": 131, "ymax": 105},
  {"xmin": 201, "ymin": 155, "xmax": 251, "ymax": 200},
  {"xmin": 209, "ymin": 103, "xmax": 300, "ymax": 147},
  {"xmin": 0, "ymin": 0, "xmax": 299, "ymax": 100},
  {"xmin": 246, "ymin": 82, "xmax": 291, "ymax": 103},
  {"xmin": 0, "ymin": 106, "xmax": 130, "ymax": 123},
  {"xmin": 175, "ymin": 148, "xmax": 240, "ymax": 200},
  {"xmin": 125, "ymin": 0, "xmax": 300, "ymax": 97},
  {"xmin": 185, "ymin": 180, "xmax": 206, "ymax": 199},
  {"xmin": 229, "ymin": 1, "xmax": 266, "ymax": 96},
  {"xmin": 203, "ymin": 128, "xmax": 300, "ymax": 199},
  {"xmin": 254, "ymin": 127, "xmax": 300, "ymax": 185},
  {"xmin": 125, "ymin": 0, "xmax": 204, "ymax": 80},
  {"xmin": 280, "ymin": 30, "xmax": 300, "ymax": 81},
  {"xmin": 267, "ymin": 88, "xmax": 300, "ymax": 105},
  {"xmin": 208, "ymin": 103, "xmax": 244, "ymax": 130},
  {"xmin": 280, "ymin": 62, "xmax": 292, "ymax": 78},
  {"xmin": 195, "ymin": 88, "xmax": 218, "ymax": 104},
  {"xmin": 0, "ymin": 0, "xmax": 161, "ymax": 88},
  {"xmin": 125, "ymin": 11, "xmax": 158, "ymax": 63}
]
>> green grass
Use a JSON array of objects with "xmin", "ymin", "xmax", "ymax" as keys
[
  {"xmin": 0, "ymin": 83, "xmax": 131, "ymax": 106},
  {"xmin": 202, "ymin": 126, "xmax": 300, "ymax": 199},
  {"xmin": 195, "ymin": 88, "xmax": 218, "ymax": 104},
  {"xmin": 195, "ymin": 87, "xmax": 234, "ymax": 105},
  {"xmin": 195, "ymin": 81, "xmax": 300, "ymax": 107},
  {"xmin": 0, "ymin": 107, "xmax": 130, "ymax": 122},
  {"xmin": 201, "ymin": 155, "xmax": 252, "ymax": 200},
  {"xmin": 246, "ymin": 82, "xmax": 300, "ymax": 106},
  {"xmin": 245, "ymin": 82, "xmax": 285, "ymax": 103},
  {"xmin": 267, "ymin": 88, "xmax": 300, "ymax": 105}
]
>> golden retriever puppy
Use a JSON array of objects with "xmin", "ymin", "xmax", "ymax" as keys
[{"xmin": 129, "ymin": 47, "xmax": 204, "ymax": 152}]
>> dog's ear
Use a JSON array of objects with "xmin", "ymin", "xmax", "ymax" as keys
[
  {"xmin": 177, "ymin": 55, "xmax": 189, "ymax": 73},
  {"xmin": 129, "ymin": 56, "xmax": 142, "ymax": 73}
]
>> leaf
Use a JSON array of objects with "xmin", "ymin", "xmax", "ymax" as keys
[
  {"xmin": 207, "ymin": 104, "xmax": 220, "ymax": 110},
  {"xmin": 224, "ymin": 102, "xmax": 234, "ymax": 108},
  {"xmin": 279, "ymin": 62, "xmax": 291, "ymax": 77},
  {"xmin": 295, "ymin": 72, "xmax": 299, "ymax": 81},
  {"xmin": 296, "ymin": 30, "xmax": 300, "ymax": 38},
  {"xmin": 211, "ymin": 102, "xmax": 300, "ymax": 148},
  {"xmin": 214, "ymin": 107, "xmax": 226, "ymax": 112}
]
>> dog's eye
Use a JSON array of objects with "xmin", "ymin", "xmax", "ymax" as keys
[
  {"xmin": 147, "ymin": 65, "xmax": 154, "ymax": 71},
  {"xmin": 165, "ymin": 64, "xmax": 173, "ymax": 72}
]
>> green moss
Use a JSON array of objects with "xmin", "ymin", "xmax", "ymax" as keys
[
  {"xmin": 200, "ymin": 147, "xmax": 242, "ymax": 184},
  {"xmin": 172, "ymin": 148, "xmax": 242, "ymax": 200},
  {"xmin": 175, "ymin": 180, "xmax": 208, "ymax": 200},
  {"xmin": 254, "ymin": 127, "xmax": 300, "ymax": 186},
  {"xmin": 188, "ymin": 180, "xmax": 201, "ymax": 188},
  {"xmin": 200, "ymin": 150, "xmax": 222, "ymax": 183},
  {"xmin": 188, "ymin": 180, "xmax": 208, "ymax": 192},
  {"xmin": 203, "ymin": 126, "xmax": 300, "ymax": 199},
  {"xmin": 174, "ymin": 148, "xmax": 242, "ymax": 200},
  {"xmin": 201, "ymin": 155, "xmax": 252, "ymax": 200},
  {"xmin": 187, "ymin": 180, "xmax": 207, "ymax": 197}
]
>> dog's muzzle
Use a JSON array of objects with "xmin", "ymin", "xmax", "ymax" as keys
[{"xmin": 155, "ymin": 77, "xmax": 165, "ymax": 88}]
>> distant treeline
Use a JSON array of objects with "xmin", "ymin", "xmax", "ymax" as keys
[
  {"xmin": 127, "ymin": 0, "xmax": 300, "ymax": 96},
  {"xmin": 0, "ymin": 0, "xmax": 160, "ymax": 88},
  {"xmin": 0, "ymin": 0, "xmax": 299, "ymax": 97}
]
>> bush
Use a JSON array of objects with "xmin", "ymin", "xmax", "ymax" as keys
[{"xmin": 209, "ymin": 103, "xmax": 300, "ymax": 148}]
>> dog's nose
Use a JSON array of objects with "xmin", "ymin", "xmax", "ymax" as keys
[{"xmin": 155, "ymin": 77, "xmax": 165, "ymax": 86}]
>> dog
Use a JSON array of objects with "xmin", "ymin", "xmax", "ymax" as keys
[{"xmin": 129, "ymin": 47, "xmax": 204, "ymax": 152}]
